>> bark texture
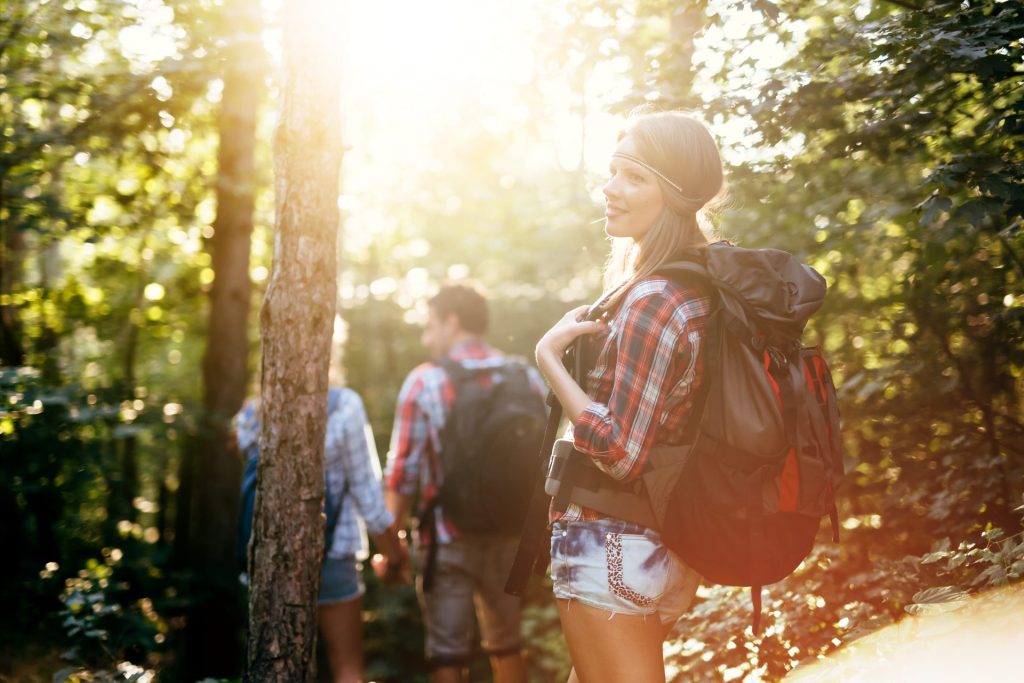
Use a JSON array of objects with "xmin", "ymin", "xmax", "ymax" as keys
[{"xmin": 244, "ymin": 1, "xmax": 342, "ymax": 679}]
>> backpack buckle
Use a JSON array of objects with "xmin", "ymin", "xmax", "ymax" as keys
[{"xmin": 767, "ymin": 345, "xmax": 788, "ymax": 368}]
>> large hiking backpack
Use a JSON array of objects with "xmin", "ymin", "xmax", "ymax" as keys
[
  {"xmin": 652, "ymin": 246, "xmax": 843, "ymax": 605},
  {"xmin": 236, "ymin": 387, "xmax": 347, "ymax": 569},
  {"xmin": 430, "ymin": 357, "xmax": 547, "ymax": 536},
  {"xmin": 533, "ymin": 243, "xmax": 844, "ymax": 628}
]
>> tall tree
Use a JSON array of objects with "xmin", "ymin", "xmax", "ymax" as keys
[
  {"xmin": 244, "ymin": 0, "xmax": 342, "ymax": 678},
  {"xmin": 182, "ymin": 0, "xmax": 266, "ymax": 677}
]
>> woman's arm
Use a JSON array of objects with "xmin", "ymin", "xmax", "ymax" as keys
[
  {"xmin": 572, "ymin": 284, "xmax": 707, "ymax": 480},
  {"xmin": 334, "ymin": 394, "xmax": 410, "ymax": 582},
  {"xmin": 335, "ymin": 398, "xmax": 394, "ymax": 536}
]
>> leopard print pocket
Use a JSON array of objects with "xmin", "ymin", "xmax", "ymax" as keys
[{"xmin": 604, "ymin": 532, "xmax": 667, "ymax": 609}]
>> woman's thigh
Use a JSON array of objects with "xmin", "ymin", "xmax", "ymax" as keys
[{"xmin": 557, "ymin": 598, "xmax": 666, "ymax": 683}]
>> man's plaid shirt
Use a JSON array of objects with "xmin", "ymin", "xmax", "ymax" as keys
[
  {"xmin": 385, "ymin": 340, "xmax": 546, "ymax": 545},
  {"xmin": 558, "ymin": 276, "xmax": 712, "ymax": 523}
]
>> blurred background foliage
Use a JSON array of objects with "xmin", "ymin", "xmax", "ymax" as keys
[{"xmin": 1, "ymin": 0, "xmax": 1021, "ymax": 681}]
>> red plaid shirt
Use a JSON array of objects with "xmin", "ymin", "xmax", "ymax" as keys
[{"xmin": 556, "ymin": 276, "xmax": 711, "ymax": 523}]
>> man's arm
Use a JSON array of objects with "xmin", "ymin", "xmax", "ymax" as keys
[
  {"xmin": 380, "ymin": 368, "xmax": 432, "ymax": 580},
  {"xmin": 385, "ymin": 488, "xmax": 415, "ymax": 533}
]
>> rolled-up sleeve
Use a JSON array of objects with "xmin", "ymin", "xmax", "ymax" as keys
[
  {"xmin": 573, "ymin": 290, "xmax": 694, "ymax": 481},
  {"xmin": 333, "ymin": 394, "xmax": 393, "ymax": 536}
]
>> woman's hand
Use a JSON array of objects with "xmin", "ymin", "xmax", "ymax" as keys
[
  {"xmin": 535, "ymin": 305, "xmax": 609, "ymax": 424},
  {"xmin": 536, "ymin": 305, "xmax": 608, "ymax": 360}
]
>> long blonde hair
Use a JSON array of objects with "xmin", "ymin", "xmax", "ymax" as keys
[{"xmin": 597, "ymin": 111, "xmax": 726, "ymax": 314}]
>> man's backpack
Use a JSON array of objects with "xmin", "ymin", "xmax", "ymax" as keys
[
  {"xmin": 236, "ymin": 387, "xmax": 347, "ymax": 570},
  {"xmin": 431, "ymin": 357, "xmax": 547, "ymax": 536},
  {"xmin": 515, "ymin": 242, "xmax": 844, "ymax": 630}
]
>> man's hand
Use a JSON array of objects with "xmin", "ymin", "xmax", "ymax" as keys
[
  {"xmin": 371, "ymin": 540, "xmax": 411, "ymax": 585},
  {"xmin": 371, "ymin": 522, "xmax": 412, "ymax": 585}
]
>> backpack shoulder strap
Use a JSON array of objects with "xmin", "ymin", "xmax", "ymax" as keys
[
  {"xmin": 437, "ymin": 356, "xmax": 475, "ymax": 386},
  {"xmin": 654, "ymin": 259, "xmax": 712, "ymax": 283}
]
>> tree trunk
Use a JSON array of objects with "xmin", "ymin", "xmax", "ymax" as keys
[
  {"xmin": 172, "ymin": 437, "xmax": 194, "ymax": 566},
  {"xmin": 105, "ymin": 294, "xmax": 142, "ymax": 543},
  {"xmin": 182, "ymin": 0, "xmax": 264, "ymax": 677},
  {"xmin": 0, "ymin": 195, "xmax": 26, "ymax": 367},
  {"xmin": 244, "ymin": 2, "xmax": 342, "ymax": 679}
]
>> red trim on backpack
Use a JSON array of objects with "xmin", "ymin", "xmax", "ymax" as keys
[
  {"xmin": 778, "ymin": 448, "xmax": 800, "ymax": 512},
  {"xmin": 803, "ymin": 352, "xmax": 833, "ymax": 443},
  {"xmin": 764, "ymin": 351, "xmax": 801, "ymax": 512}
]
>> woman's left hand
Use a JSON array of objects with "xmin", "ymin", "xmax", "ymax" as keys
[{"xmin": 536, "ymin": 305, "xmax": 608, "ymax": 360}]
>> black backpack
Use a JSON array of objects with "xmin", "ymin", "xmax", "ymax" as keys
[{"xmin": 433, "ymin": 357, "xmax": 547, "ymax": 535}]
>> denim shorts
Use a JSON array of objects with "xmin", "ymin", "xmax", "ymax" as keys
[
  {"xmin": 319, "ymin": 555, "xmax": 363, "ymax": 605},
  {"xmin": 550, "ymin": 518, "xmax": 701, "ymax": 624}
]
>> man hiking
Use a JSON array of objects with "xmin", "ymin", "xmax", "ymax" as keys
[{"xmin": 385, "ymin": 283, "xmax": 546, "ymax": 683}]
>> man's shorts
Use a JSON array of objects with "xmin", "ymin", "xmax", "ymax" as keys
[
  {"xmin": 417, "ymin": 534, "xmax": 523, "ymax": 667},
  {"xmin": 319, "ymin": 555, "xmax": 364, "ymax": 605},
  {"xmin": 550, "ymin": 518, "xmax": 701, "ymax": 625}
]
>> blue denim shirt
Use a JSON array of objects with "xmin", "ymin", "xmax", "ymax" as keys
[{"xmin": 235, "ymin": 388, "xmax": 393, "ymax": 560}]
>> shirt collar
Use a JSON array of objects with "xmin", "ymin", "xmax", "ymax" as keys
[{"xmin": 447, "ymin": 338, "xmax": 491, "ymax": 360}]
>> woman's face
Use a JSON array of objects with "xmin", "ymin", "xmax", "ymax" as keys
[{"xmin": 602, "ymin": 135, "xmax": 666, "ymax": 240}]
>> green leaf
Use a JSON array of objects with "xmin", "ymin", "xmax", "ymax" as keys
[
  {"xmin": 919, "ymin": 194, "xmax": 952, "ymax": 226},
  {"xmin": 953, "ymin": 198, "xmax": 1003, "ymax": 229},
  {"xmin": 920, "ymin": 551, "xmax": 951, "ymax": 564},
  {"xmin": 905, "ymin": 586, "xmax": 969, "ymax": 615}
]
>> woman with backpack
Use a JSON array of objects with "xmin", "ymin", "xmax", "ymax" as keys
[{"xmin": 534, "ymin": 110, "xmax": 725, "ymax": 683}]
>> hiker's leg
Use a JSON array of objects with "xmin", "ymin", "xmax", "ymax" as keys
[
  {"xmin": 475, "ymin": 536, "xmax": 525, "ymax": 683},
  {"xmin": 548, "ymin": 520, "xmax": 700, "ymax": 683},
  {"xmin": 430, "ymin": 665, "xmax": 465, "ymax": 683},
  {"xmin": 489, "ymin": 651, "xmax": 527, "ymax": 683},
  {"xmin": 318, "ymin": 556, "xmax": 366, "ymax": 683},
  {"xmin": 418, "ymin": 538, "xmax": 475, "ymax": 683},
  {"xmin": 557, "ymin": 598, "xmax": 665, "ymax": 683},
  {"xmin": 318, "ymin": 596, "xmax": 363, "ymax": 683}
]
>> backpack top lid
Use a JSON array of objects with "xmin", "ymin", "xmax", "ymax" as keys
[
  {"xmin": 664, "ymin": 242, "xmax": 827, "ymax": 345},
  {"xmin": 707, "ymin": 243, "xmax": 826, "ymax": 339}
]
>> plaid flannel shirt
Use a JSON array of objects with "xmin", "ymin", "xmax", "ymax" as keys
[
  {"xmin": 385, "ymin": 340, "xmax": 546, "ymax": 545},
  {"xmin": 234, "ymin": 388, "xmax": 393, "ymax": 561},
  {"xmin": 556, "ymin": 276, "xmax": 711, "ymax": 524}
]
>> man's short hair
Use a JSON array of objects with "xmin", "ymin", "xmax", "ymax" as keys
[{"xmin": 429, "ymin": 283, "xmax": 489, "ymax": 336}]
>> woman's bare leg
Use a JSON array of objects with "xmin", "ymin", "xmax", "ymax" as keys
[
  {"xmin": 557, "ymin": 598, "xmax": 666, "ymax": 683},
  {"xmin": 318, "ymin": 596, "xmax": 364, "ymax": 683}
]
